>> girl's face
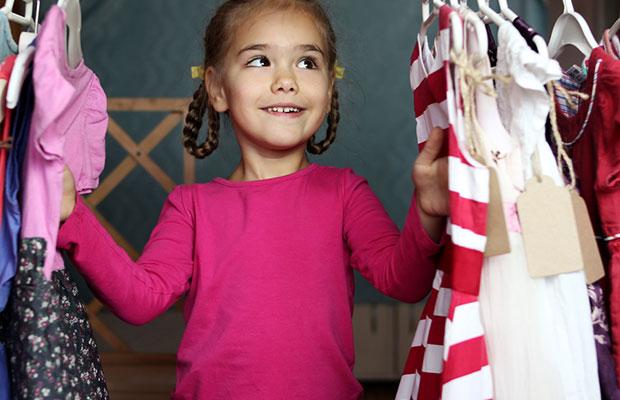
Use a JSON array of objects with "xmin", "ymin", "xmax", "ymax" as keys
[{"xmin": 207, "ymin": 8, "xmax": 333, "ymax": 156}]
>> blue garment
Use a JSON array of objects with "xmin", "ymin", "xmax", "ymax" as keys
[
  {"xmin": 0, "ymin": 13, "xmax": 17, "ymax": 61},
  {"xmin": 0, "ymin": 68, "xmax": 34, "ymax": 400}
]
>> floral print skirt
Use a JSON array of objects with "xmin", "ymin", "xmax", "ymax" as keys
[{"xmin": 4, "ymin": 238, "xmax": 109, "ymax": 399}]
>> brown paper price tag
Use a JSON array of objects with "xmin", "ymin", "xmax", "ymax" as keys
[
  {"xmin": 570, "ymin": 191, "xmax": 605, "ymax": 284},
  {"xmin": 517, "ymin": 176, "xmax": 583, "ymax": 278},
  {"xmin": 484, "ymin": 167, "xmax": 510, "ymax": 256}
]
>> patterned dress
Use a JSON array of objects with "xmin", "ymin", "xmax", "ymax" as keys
[{"xmin": 6, "ymin": 239, "xmax": 109, "ymax": 399}]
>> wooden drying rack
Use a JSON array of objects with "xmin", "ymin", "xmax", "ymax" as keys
[{"xmin": 83, "ymin": 97, "xmax": 192, "ymax": 351}]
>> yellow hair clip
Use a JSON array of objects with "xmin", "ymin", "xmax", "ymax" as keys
[
  {"xmin": 335, "ymin": 62, "xmax": 345, "ymax": 80},
  {"xmin": 191, "ymin": 66, "xmax": 205, "ymax": 79}
]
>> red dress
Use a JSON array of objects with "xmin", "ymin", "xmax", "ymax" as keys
[
  {"xmin": 556, "ymin": 47, "xmax": 620, "ymax": 382},
  {"xmin": 0, "ymin": 55, "xmax": 16, "ymax": 226},
  {"xmin": 397, "ymin": 6, "xmax": 492, "ymax": 399}
]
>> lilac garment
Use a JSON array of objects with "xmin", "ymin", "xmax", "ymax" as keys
[
  {"xmin": 1, "ymin": 67, "xmax": 33, "ymax": 310},
  {"xmin": 0, "ymin": 66, "xmax": 32, "ymax": 400},
  {"xmin": 20, "ymin": 5, "xmax": 108, "ymax": 279},
  {"xmin": 485, "ymin": 23, "xmax": 497, "ymax": 68},
  {"xmin": 589, "ymin": 283, "xmax": 620, "ymax": 399},
  {"xmin": 512, "ymin": 17, "xmax": 540, "ymax": 53}
]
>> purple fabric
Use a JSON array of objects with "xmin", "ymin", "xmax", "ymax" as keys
[
  {"xmin": 589, "ymin": 283, "xmax": 620, "ymax": 399},
  {"xmin": 485, "ymin": 23, "xmax": 497, "ymax": 68},
  {"xmin": 20, "ymin": 5, "xmax": 107, "ymax": 279},
  {"xmin": 512, "ymin": 17, "xmax": 539, "ymax": 53}
]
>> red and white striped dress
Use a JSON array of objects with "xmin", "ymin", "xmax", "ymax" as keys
[{"xmin": 396, "ymin": 6, "xmax": 493, "ymax": 399}]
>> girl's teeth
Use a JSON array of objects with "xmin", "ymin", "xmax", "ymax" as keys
[{"xmin": 268, "ymin": 107, "xmax": 299, "ymax": 113}]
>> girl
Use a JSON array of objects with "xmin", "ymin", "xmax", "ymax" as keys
[{"xmin": 59, "ymin": 0, "xmax": 448, "ymax": 398}]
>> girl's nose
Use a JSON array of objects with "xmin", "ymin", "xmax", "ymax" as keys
[{"xmin": 271, "ymin": 70, "xmax": 298, "ymax": 94}]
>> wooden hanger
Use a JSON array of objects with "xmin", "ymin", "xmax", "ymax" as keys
[{"xmin": 548, "ymin": 0, "xmax": 597, "ymax": 59}]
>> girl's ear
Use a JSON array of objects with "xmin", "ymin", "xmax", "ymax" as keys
[{"xmin": 205, "ymin": 66, "xmax": 228, "ymax": 113}]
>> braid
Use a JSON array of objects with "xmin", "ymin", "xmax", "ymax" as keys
[
  {"xmin": 307, "ymin": 87, "xmax": 340, "ymax": 155},
  {"xmin": 183, "ymin": 82, "xmax": 221, "ymax": 159}
]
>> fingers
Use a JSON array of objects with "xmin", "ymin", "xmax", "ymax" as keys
[{"xmin": 417, "ymin": 127, "xmax": 445, "ymax": 166}]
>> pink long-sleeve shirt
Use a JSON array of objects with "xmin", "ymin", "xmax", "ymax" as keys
[{"xmin": 57, "ymin": 164, "xmax": 441, "ymax": 399}]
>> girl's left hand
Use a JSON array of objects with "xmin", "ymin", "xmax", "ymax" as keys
[{"xmin": 413, "ymin": 127, "xmax": 449, "ymax": 218}]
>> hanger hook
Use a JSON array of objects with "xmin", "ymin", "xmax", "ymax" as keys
[{"xmin": 562, "ymin": 0, "xmax": 575, "ymax": 14}]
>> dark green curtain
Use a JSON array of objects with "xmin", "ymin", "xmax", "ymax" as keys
[{"xmin": 43, "ymin": 0, "xmax": 548, "ymax": 302}]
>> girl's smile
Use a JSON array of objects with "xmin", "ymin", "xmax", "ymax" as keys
[{"xmin": 206, "ymin": 8, "xmax": 333, "ymax": 154}]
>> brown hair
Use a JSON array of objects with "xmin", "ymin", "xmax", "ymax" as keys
[{"xmin": 183, "ymin": 0, "xmax": 340, "ymax": 158}]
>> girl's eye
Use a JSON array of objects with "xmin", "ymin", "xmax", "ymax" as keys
[
  {"xmin": 247, "ymin": 56, "xmax": 270, "ymax": 67},
  {"xmin": 297, "ymin": 57, "xmax": 318, "ymax": 69}
]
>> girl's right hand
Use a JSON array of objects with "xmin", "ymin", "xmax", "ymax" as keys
[{"xmin": 60, "ymin": 165, "xmax": 76, "ymax": 222}]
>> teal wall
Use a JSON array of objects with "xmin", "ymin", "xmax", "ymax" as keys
[{"xmin": 50, "ymin": 0, "xmax": 548, "ymax": 302}]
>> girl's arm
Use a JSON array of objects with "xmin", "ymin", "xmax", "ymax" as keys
[
  {"xmin": 343, "ymin": 172, "xmax": 442, "ymax": 303},
  {"xmin": 58, "ymin": 178, "xmax": 194, "ymax": 325},
  {"xmin": 344, "ymin": 128, "xmax": 448, "ymax": 303}
]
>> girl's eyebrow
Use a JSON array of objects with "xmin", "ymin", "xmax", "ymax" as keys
[{"xmin": 237, "ymin": 44, "xmax": 325, "ymax": 56}]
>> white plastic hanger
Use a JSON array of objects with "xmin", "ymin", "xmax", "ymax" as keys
[
  {"xmin": 462, "ymin": 8, "xmax": 488, "ymax": 58},
  {"xmin": 610, "ymin": 15, "xmax": 620, "ymax": 39},
  {"xmin": 497, "ymin": 0, "xmax": 517, "ymax": 21},
  {"xmin": 548, "ymin": 0, "xmax": 597, "ymax": 59},
  {"xmin": 6, "ymin": 43, "xmax": 34, "ymax": 110},
  {"xmin": 476, "ymin": 0, "xmax": 505, "ymax": 27},
  {"xmin": 420, "ymin": 0, "xmax": 463, "ymax": 55},
  {"xmin": 449, "ymin": 0, "xmax": 486, "ymax": 55},
  {"xmin": 5, "ymin": 0, "xmax": 41, "ymax": 109},
  {"xmin": 1, "ymin": 0, "xmax": 35, "ymax": 30},
  {"xmin": 57, "ymin": 0, "xmax": 83, "ymax": 69},
  {"xmin": 497, "ymin": 0, "xmax": 549, "ymax": 58},
  {"xmin": 17, "ymin": 0, "xmax": 40, "ymax": 53}
]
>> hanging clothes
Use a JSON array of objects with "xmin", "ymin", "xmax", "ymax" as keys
[
  {"xmin": 20, "ymin": 5, "xmax": 107, "ymax": 280},
  {"xmin": 0, "ymin": 55, "xmax": 15, "ymax": 229},
  {"xmin": 0, "ymin": 53, "xmax": 16, "ymax": 400},
  {"xmin": 555, "ymin": 47, "xmax": 620, "ymax": 396},
  {"xmin": 0, "ymin": 58, "xmax": 29, "ymax": 317},
  {"xmin": 397, "ymin": 6, "xmax": 492, "ymax": 399},
  {"xmin": 6, "ymin": 5, "xmax": 110, "ymax": 398},
  {"xmin": 552, "ymin": 56, "xmax": 620, "ymax": 399},
  {"xmin": 485, "ymin": 23, "xmax": 498, "ymax": 68},
  {"xmin": 7, "ymin": 238, "xmax": 109, "ymax": 399},
  {"xmin": 485, "ymin": 22, "xmax": 600, "ymax": 399}
]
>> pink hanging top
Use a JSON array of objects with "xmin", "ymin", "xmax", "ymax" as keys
[{"xmin": 21, "ymin": 5, "xmax": 108, "ymax": 278}]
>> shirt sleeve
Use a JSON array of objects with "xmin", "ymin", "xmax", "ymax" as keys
[
  {"xmin": 57, "ymin": 185, "xmax": 194, "ymax": 325},
  {"xmin": 342, "ymin": 169, "xmax": 443, "ymax": 303}
]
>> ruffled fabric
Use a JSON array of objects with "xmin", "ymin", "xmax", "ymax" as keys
[
  {"xmin": 496, "ymin": 23, "xmax": 563, "ymax": 185},
  {"xmin": 21, "ymin": 5, "xmax": 108, "ymax": 278}
]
